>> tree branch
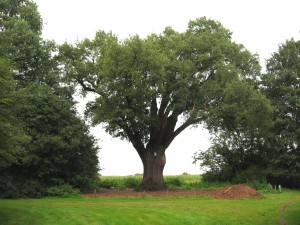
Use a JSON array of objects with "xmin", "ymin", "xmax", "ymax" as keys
[
  {"xmin": 149, "ymin": 97, "xmax": 158, "ymax": 137},
  {"xmin": 76, "ymin": 78, "xmax": 96, "ymax": 92},
  {"xmin": 158, "ymin": 93, "xmax": 170, "ymax": 118}
]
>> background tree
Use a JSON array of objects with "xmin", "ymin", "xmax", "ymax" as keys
[
  {"xmin": 0, "ymin": 56, "xmax": 29, "ymax": 170},
  {"xmin": 0, "ymin": 0, "xmax": 100, "ymax": 198},
  {"xmin": 261, "ymin": 39, "xmax": 300, "ymax": 188},
  {"xmin": 193, "ymin": 80, "xmax": 272, "ymax": 183},
  {"xmin": 194, "ymin": 39, "xmax": 300, "ymax": 188},
  {"xmin": 60, "ymin": 18, "xmax": 268, "ymax": 190},
  {"xmin": 0, "ymin": 0, "xmax": 65, "ymax": 89},
  {"xmin": 0, "ymin": 0, "xmax": 32, "ymax": 169}
]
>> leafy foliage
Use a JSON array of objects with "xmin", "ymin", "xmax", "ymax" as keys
[
  {"xmin": 194, "ymin": 39, "xmax": 300, "ymax": 188},
  {"xmin": 99, "ymin": 176, "xmax": 141, "ymax": 190},
  {"xmin": 0, "ymin": 84, "xmax": 100, "ymax": 198},
  {"xmin": 0, "ymin": 175, "xmax": 45, "ymax": 199},
  {"xmin": 0, "ymin": 0, "xmax": 100, "ymax": 198},
  {"xmin": 46, "ymin": 184, "xmax": 80, "ymax": 198},
  {"xmin": 0, "ymin": 11, "xmax": 30, "ymax": 169},
  {"xmin": 193, "ymin": 88, "xmax": 272, "ymax": 183},
  {"xmin": 261, "ymin": 39, "xmax": 300, "ymax": 187},
  {"xmin": 60, "ymin": 19, "xmax": 262, "ymax": 146},
  {"xmin": 59, "ymin": 17, "xmax": 265, "ymax": 189},
  {"xmin": 16, "ymin": 85, "xmax": 100, "ymax": 190}
]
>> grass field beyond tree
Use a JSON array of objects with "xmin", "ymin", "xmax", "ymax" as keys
[
  {"xmin": 1, "ymin": 189, "xmax": 300, "ymax": 225},
  {"xmin": 98, "ymin": 175, "xmax": 230, "ymax": 190}
]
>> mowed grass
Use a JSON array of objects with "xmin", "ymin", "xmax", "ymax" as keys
[{"xmin": 1, "ymin": 190, "xmax": 300, "ymax": 225}]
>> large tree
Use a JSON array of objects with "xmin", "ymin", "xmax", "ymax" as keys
[
  {"xmin": 0, "ymin": 56, "xmax": 29, "ymax": 170},
  {"xmin": 0, "ymin": 0, "xmax": 34, "ymax": 169},
  {"xmin": 60, "ymin": 18, "xmax": 264, "ymax": 190}
]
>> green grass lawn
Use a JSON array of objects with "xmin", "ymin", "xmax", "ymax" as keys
[{"xmin": 1, "ymin": 190, "xmax": 299, "ymax": 225}]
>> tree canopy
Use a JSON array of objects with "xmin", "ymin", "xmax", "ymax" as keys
[
  {"xmin": 262, "ymin": 39, "xmax": 300, "ymax": 187},
  {"xmin": 60, "ymin": 17, "xmax": 270, "ymax": 190}
]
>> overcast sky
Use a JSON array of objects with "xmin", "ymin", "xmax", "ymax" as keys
[{"xmin": 34, "ymin": 0, "xmax": 300, "ymax": 175}]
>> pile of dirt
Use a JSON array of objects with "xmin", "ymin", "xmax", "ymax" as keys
[{"xmin": 213, "ymin": 184, "xmax": 262, "ymax": 199}]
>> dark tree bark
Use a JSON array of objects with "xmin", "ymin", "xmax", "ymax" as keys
[{"xmin": 140, "ymin": 145, "xmax": 166, "ymax": 191}]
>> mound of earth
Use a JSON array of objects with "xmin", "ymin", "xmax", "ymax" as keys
[{"xmin": 213, "ymin": 184, "xmax": 262, "ymax": 199}]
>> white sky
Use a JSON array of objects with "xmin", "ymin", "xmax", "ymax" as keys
[{"xmin": 34, "ymin": 0, "xmax": 300, "ymax": 175}]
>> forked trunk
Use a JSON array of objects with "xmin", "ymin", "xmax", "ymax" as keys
[{"xmin": 141, "ymin": 147, "xmax": 166, "ymax": 191}]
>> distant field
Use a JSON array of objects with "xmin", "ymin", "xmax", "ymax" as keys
[
  {"xmin": 1, "ymin": 190, "xmax": 300, "ymax": 225},
  {"xmin": 98, "ymin": 174, "xmax": 229, "ymax": 190}
]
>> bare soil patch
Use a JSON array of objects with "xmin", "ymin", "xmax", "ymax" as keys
[
  {"xmin": 83, "ymin": 189, "xmax": 213, "ymax": 198},
  {"xmin": 83, "ymin": 184, "xmax": 262, "ymax": 199}
]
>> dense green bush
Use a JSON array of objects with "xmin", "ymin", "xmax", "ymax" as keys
[
  {"xmin": 99, "ymin": 176, "xmax": 142, "ymax": 190},
  {"xmin": 245, "ymin": 180, "xmax": 273, "ymax": 192},
  {"xmin": 201, "ymin": 169, "xmax": 234, "ymax": 183},
  {"xmin": 124, "ymin": 177, "xmax": 141, "ymax": 189},
  {"xmin": 0, "ymin": 175, "xmax": 45, "ymax": 199},
  {"xmin": 46, "ymin": 184, "xmax": 80, "ymax": 198},
  {"xmin": 98, "ymin": 177, "xmax": 126, "ymax": 190},
  {"xmin": 232, "ymin": 166, "xmax": 266, "ymax": 184},
  {"xmin": 164, "ymin": 177, "xmax": 182, "ymax": 188}
]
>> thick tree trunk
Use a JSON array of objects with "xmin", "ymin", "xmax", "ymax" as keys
[{"xmin": 140, "ymin": 146, "xmax": 166, "ymax": 191}]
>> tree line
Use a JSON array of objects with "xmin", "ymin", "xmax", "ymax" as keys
[
  {"xmin": 0, "ymin": 0, "xmax": 99, "ymax": 198},
  {"xmin": 0, "ymin": 0, "xmax": 299, "ymax": 197},
  {"xmin": 193, "ymin": 38, "xmax": 300, "ymax": 188}
]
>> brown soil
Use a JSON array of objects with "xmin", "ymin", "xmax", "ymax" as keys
[
  {"xmin": 83, "ymin": 189, "xmax": 214, "ymax": 198},
  {"xmin": 213, "ymin": 184, "xmax": 263, "ymax": 199},
  {"xmin": 83, "ymin": 184, "xmax": 262, "ymax": 199}
]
